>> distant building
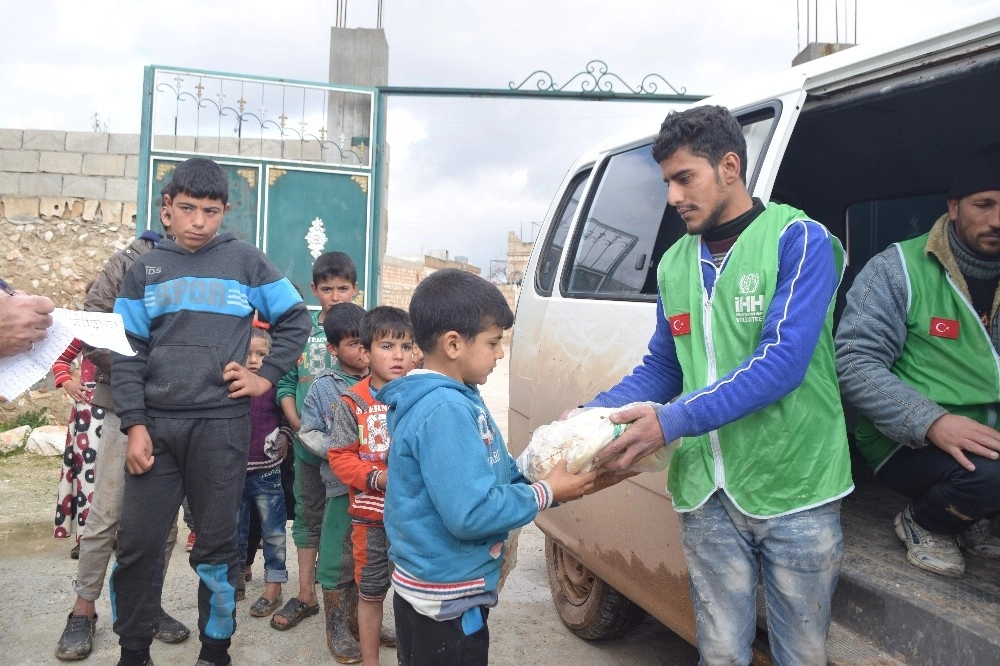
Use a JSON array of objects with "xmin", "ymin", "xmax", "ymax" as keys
[
  {"xmin": 505, "ymin": 231, "xmax": 532, "ymax": 286},
  {"xmin": 379, "ymin": 252, "xmax": 481, "ymax": 310}
]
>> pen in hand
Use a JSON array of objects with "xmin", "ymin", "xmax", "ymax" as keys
[{"xmin": 0, "ymin": 279, "xmax": 56, "ymax": 357}]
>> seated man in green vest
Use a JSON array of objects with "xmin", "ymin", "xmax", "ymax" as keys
[
  {"xmin": 588, "ymin": 105, "xmax": 853, "ymax": 665},
  {"xmin": 836, "ymin": 142, "xmax": 1000, "ymax": 578}
]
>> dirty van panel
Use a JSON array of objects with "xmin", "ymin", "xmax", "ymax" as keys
[
  {"xmin": 542, "ymin": 470, "xmax": 697, "ymax": 645},
  {"xmin": 510, "ymin": 166, "xmax": 593, "ymax": 444}
]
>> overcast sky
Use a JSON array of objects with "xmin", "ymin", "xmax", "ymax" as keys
[{"xmin": 0, "ymin": 0, "xmax": 990, "ymax": 273}]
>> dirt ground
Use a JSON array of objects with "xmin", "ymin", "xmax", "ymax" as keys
[{"xmin": 0, "ymin": 348, "xmax": 698, "ymax": 665}]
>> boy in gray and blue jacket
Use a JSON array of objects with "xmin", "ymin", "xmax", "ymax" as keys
[{"xmin": 110, "ymin": 157, "xmax": 310, "ymax": 666}]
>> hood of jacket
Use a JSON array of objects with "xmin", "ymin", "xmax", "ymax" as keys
[
  {"xmin": 376, "ymin": 369, "xmax": 482, "ymax": 426},
  {"xmin": 157, "ymin": 232, "xmax": 237, "ymax": 255}
]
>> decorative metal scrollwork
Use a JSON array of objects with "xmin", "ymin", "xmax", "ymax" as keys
[
  {"xmin": 156, "ymin": 163, "xmax": 176, "ymax": 182},
  {"xmin": 268, "ymin": 168, "xmax": 286, "ymax": 186},
  {"xmin": 351, "ymin": 175, "xmax": 369, "ymax": 194},
  {"xmin": 509, "ymin": 60, "xmax": 687, "ymax": 95},
  {"xmin": 305, "ymin": 217, "xmax": 328, "ymax": 259},
  {"xmin": 153, "ymin": 73, "xmax": 370, "ymax": 166},
  {"xmin": 236, "ymin": 168, "xmax": 257, "ymax": 188}
]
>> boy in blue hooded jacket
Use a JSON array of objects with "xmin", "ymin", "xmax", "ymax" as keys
[{"xmin": 378, "ymin": 268, "xmax": 597, "ymax": 665}]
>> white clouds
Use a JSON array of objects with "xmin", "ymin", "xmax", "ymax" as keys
[
  {"xmin": 385, "ymin": 161, "xmax": 545, "ymax": 271},
  {"xmin": 0, "ymin": 0, "xmax": 991, "ymax": 270},
  {"xmin": 384, "ymin": 106, "xmax": 429, "ymax": 169}
]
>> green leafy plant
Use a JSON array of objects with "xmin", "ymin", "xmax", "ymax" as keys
[{"xmin": 0, "ymin": 408, "xmax": 50, "ymax": 432}]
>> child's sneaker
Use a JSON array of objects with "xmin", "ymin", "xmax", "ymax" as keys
[
  {"xmin": 185, "ymin": 532, "xmax": 196, "ymax": 552},
  {"xmin": 894, "ymin": 504, "xmax": 964, "ymax": 577},
  {"xmin": 152, "ymin": 609, "xmax": 190, "ymax": 644},
  {"xmin": 957, "ymin": 518, "xmax": 1000, "ymax": 559}
]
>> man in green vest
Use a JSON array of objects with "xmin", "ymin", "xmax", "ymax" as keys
[
  {"xmin": 588, "ymin": 105, "xmax": 853, "ymax": 665},
  {"xmin": 836, "ymin": 142, "xmax": 1000, "ymax": 578}
]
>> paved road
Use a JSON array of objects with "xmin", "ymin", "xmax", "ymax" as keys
[{"xmin": 0, "ymin": 345, "xmax": 698, "ymax": 665}]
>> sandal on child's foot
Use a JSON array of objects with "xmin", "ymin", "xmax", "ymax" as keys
[
  {"xmin": 269, "ymin": 598, "xmax": 319, "ymax": 630},
  {"xmin": 249, "ymin": 595, "xmax": 283, "ymax": 617},
  {"xmin": 235, "ymin": 583, "xmax": 246, "ymax": 602},
  {"xmin": 243, "ymin": 566, "xmax": 252, "ymax": 582}
]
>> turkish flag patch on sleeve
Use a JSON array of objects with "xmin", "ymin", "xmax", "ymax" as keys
[
  {"xmin": 930, "ymin": 317, "xmax": 959, "ymax": 339},
  {"xmin": 669, "ymin": 313, "xmax": 691, "ymax": 336}
]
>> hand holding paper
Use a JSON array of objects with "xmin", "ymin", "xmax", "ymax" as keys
[{"xmin": 0, "ymin": 308, "xmax": 135, "ymax": 400}]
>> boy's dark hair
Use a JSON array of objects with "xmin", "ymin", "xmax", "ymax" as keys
[
  {"xmin": 312, "ymin": 251, "xmax": 357, "ymax": 286},
  {"xmin": 361, "ymin": 306, "xmax": 412, "ymax": 349},
  {"xmin": 323, "ymin": 302, "xmax": 366, "ymax": 346},
  {"xmin": 409, "ymin": 269, "xmax": 513, "ymax": 352},
  {"xmin": 250, "ymin": 326, "xmax": 272, "ymax": 349},
  {"xmin": 163, "ymin": 157, "xmax": 229, "ymax": 205},
  {"xmin": 651, "ymin": 105, "xmax": 748, "ymax": 182}
]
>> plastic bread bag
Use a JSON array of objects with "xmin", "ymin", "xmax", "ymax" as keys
[{"xmin": 517, "ymin": 403, "xmax": 676, "ymax": 483}]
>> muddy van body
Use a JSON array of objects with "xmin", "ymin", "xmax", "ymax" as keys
[{"xmin": 508, "ymin": 3, "xmax": 1000, "ymax": 663}]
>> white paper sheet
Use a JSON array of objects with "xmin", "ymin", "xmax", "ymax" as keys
[{"xmin": 0, "ymin": 308, "xmax": 135, "ymax": 400}]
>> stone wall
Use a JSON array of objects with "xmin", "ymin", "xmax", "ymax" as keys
[{"xmin": 1, "ymin": 129, "xmax": 142, "ymax": 425}]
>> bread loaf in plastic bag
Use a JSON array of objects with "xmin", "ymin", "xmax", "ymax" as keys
[{"xmin": 516, "ymin": 404, "xmax": 676, "ymax": 483}]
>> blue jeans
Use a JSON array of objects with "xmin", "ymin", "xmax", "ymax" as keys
[
  {"xmin": 679, "ymin": 492, "xmax": 843, "ymax": 666},
  {"xmin": 237, "ymin": 467, "xmax": 288, "ymax": 584}
]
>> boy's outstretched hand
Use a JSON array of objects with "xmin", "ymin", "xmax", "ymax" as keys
[
  {"xmin": 125, "ymin": 425, "xmax": 155, "ymax": 475},
  {"xmin": 223, "ymin": 361, "xmax": 273, "ymax": 398},
  {"xmin": 543, "ymin": 460, "xmax": 598, "ymax": 503}
]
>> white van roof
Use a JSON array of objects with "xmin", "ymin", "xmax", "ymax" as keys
[{"xmin": 578, "ymin": 0, "xmax": 1000, "ymax": 163}]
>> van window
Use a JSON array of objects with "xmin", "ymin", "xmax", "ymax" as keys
[
  {"xmin": 535, "ymin": 170, "xmax": 590, "ymax": 296},
  {"xmin": 560, "ymin": 107, "xmax": 781, "ymax": 300},
  {"xmin": 563, "ymin": 144, "xmax": 670, "ymax": 298},
  {"xmin": 846, "ymin": 193, "xmax": 946, "ymax": 267},
  {"xmin": 740, "ymin": 105, "xmax": 778, "ymax": 191}
]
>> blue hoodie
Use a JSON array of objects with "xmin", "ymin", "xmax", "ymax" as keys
[{"xmin": 377, "ymin": 370, "xmax": 552, "ymax": 620}]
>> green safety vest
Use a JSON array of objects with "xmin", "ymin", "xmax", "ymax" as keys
[
  {"xmin": 660, "ymin": 203, "xmax": 853, "ymax": 517},
  {"xmin": 855, "ymin": 233, "xmax": 1000, "ymax": 470}
]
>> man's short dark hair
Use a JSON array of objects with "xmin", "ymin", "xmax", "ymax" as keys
[
  {"xmin": 323, "ymin": 302, "xmax": 366, "ymax": 346},
  {"xmin": 651, "ymin": 105, "xmax": 748, "ymax": 182},
  {"xmin": 313, "ymin": 251, "xmax": 358, "ymax": 285},
  {"xmin": 163, "ymin": 157, "xmax": 229, "ymax": 205},
  {"xmin": 361, "ymin": 306, "xmax": 412, "ymax": 349},
  {"xmin": 409, "ymin": 269, "xmax": 514, "ymax": 352}
]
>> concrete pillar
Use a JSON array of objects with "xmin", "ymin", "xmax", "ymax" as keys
[{"xmin": 327, "ymin": 27, "xmax": 387, "ymax": 161}]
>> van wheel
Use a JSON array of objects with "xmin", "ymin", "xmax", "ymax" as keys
[{"xmin": 545, "ymin": 536, "xmax": 643, "ymax": 640}]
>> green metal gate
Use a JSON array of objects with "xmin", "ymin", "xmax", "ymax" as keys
[{"xmin": 138, "ymin": 66, "xmax": 379, "ymax": 308}]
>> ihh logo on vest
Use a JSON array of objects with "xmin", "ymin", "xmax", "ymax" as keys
[{"xmin": 734, "ymin": 273, "xmax": 765, "ymax": 323}]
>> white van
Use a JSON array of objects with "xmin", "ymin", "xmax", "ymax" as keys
[{"xmin": 508, "ymin": 3, "xmax": 1000, "ymax": 664}]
